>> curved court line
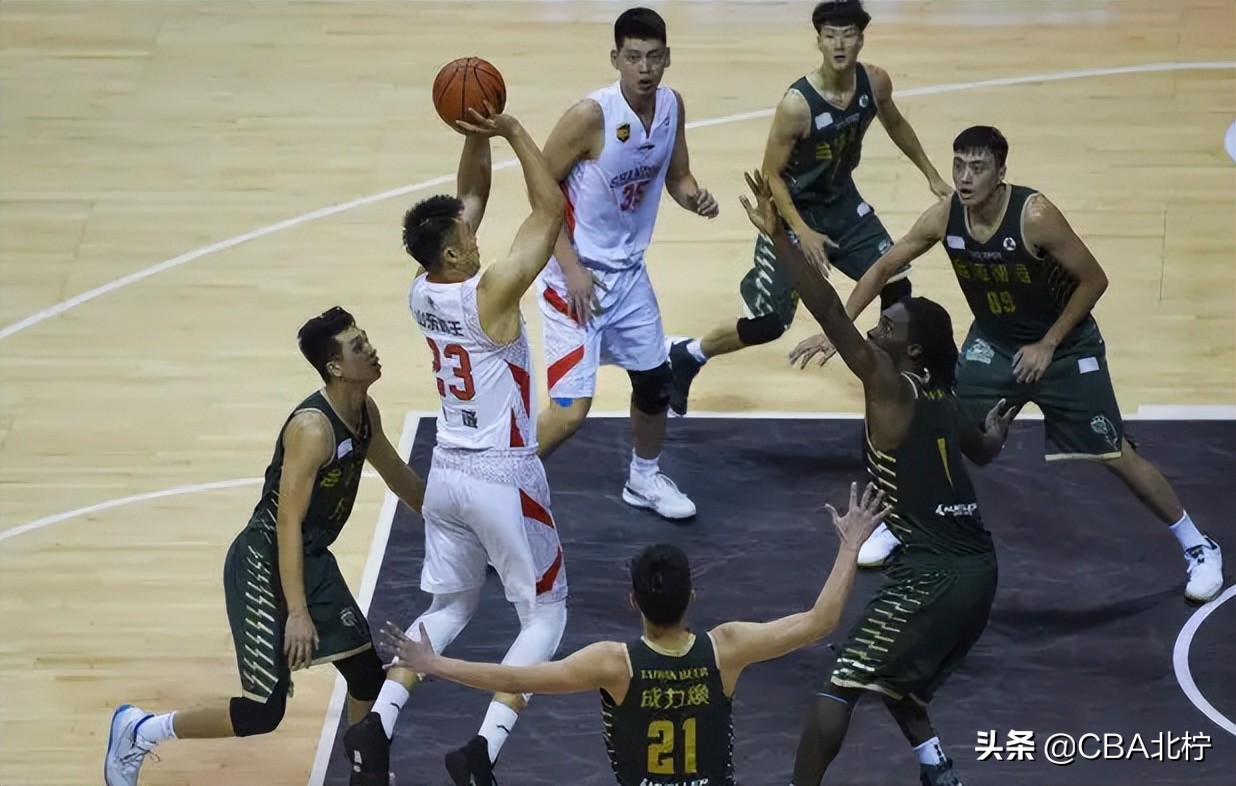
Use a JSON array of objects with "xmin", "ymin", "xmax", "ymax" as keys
[
  {"xmin": 2, "ymin": 60, "xmax": 1232, "ymax": 343},
  {"xmin": 1173, "ymin": 585, "xmax": 1236, "ymax": 736},
  {"xmin": 0, "ymin": 471, "xmax": 378, "ymax": 547}
]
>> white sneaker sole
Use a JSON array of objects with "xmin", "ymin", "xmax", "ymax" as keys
[
  {"xmin": 104, "ymin": 704, "xmax": 134, "ymax": 786},
  {"xmin": 622, "ymin": 487, "xmax": 697, "ymax": 520}
]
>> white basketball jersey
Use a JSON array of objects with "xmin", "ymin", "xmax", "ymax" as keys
[
  {"xmin": 562, "ymin": 82, "xmax": 679, "ymax": 268},
  {"xmin": 409, "ymin": 273, "xmax": 536, "ymax": 451}
]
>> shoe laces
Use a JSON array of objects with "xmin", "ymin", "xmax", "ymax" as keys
[
  {"xmin": 119, "ymin": 741, "xmax": 158, "ymax": 773},
  {"xmin": 1185, "ymin": 541, "xmax": 1213, "ymax": 567}
]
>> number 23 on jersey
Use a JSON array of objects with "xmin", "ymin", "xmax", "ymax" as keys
[{"xmin": 426, "ymin": 338, "xmax": 475, "ymax": 400}]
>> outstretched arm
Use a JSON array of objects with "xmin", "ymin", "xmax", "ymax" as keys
[
  {"xmin": 363, "ymin": 398, "xmax": 425, "ymax": 513},
  {"xmin": 665, "ymin": 90, "xmax": 719, "ymax": 218},
  {"xmin": 381, "ymin": 623, "xmax": 629, "ymax": 698},
  {"xmin": 844, "ymin": 198, "xmax": 949, "ymax": 320},
  {"xmin": 710, "ymin": 483, "xmax": 888, "ymax": 677},
  {"xmin": 740, "ymin": 170, "xmax": 897, "ymax": 389},
  {"xmin": 789, "ymin": 198, "xmax": 947, "ymax": 370},
  {"xmin": 457, "ymin": 133, "xmax": 492, "ymax": 232},
  {"xmin": 467, "ymin": 110, "xmax": 564, "ymax": 335},
  {"xmin": 868, "ymin": 64, "xmax": 951, "ymax": 198}
]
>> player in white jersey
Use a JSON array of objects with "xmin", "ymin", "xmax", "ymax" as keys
[
  {"xmin": 535, "ymin": 7, "xmax": 719, "ymax": 520},
  {"xmin": 343, "ymin": 106, "xmax": 566, "ymax": 786}
]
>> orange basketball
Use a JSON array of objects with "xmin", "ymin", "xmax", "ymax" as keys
[{"xmin": 432, "ymin": 57, "xmax": 506, "ymax": 130}]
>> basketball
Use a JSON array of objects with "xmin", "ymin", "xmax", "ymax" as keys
[{"xmin": 432, "ymin": 57, "xmax": 506, "ymax": 129}]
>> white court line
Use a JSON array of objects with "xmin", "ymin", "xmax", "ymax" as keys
[
  {"xmin": 0, "ymin": 470, "xmax": 382, "ymax": 547},
  {"xmin": 308, "ymin": 413, "xmax": 421, "ymax": 786},
  {"xmin": 0, "ymin": 407, "xmax": 1226, "ymax": 545},
  {"xmin": 2, "ymin": 60, "xmax": 1233, "ymax": 343},
  {"xmin": 1173, "ymin": 586, "xmax": 1236, "ymax": 736}
]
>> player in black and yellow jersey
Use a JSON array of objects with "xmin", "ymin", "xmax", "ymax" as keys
[
  {"xmin": 735, "ymin": 169, "xmax": 1012, "ymax": 786},
  {"xmin": 668, "ymin": 0, "xmax": 951, "ymax": 416},
  {"xmin": 803, "ymin": 125, "xmax": 1225, "ymax": 604},
  {"xmin": 104, "ymin": 307, "xmax": 427, "ymax": 786},
  {"xmin": 381, "ymin": 484, "xmax": 888, "ymax": 786}
]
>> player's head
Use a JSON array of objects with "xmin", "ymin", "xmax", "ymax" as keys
[
  {"xmin": 402, "ymin": 194, "xmax": 479, "ymax": 278},
  {"xmin": 952, "ymin": 126, "xmax": 1009, "ymax": 206},
  {"xmin": 297, "ymin": 306, "xmax": 382, "ymax": 385},
  {"xmin": 868, "ymin": 297, "xmax": 957, "ymax": 388},
  {"xmin": 813, "ymin": 0, "xmax": 870, "ymax": 71},
  {"xmin": 611, "ymin": 7, "xmax": 670, "ymax": 97},
  {"xmin": 629, "ymin": 544, "xmax": 693, "ymax": 628}
]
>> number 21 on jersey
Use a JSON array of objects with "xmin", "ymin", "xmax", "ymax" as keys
[
  {"xmin": 426, "ymin": 338, "xmax": 475, "ymax": 400},
  {"xmin": 648, "ymin": 718, "xmax": 696, "ymax": 775}
]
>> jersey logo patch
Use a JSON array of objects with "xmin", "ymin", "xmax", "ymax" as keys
[
  {"xmin": 616, "ymin": 123, "xmax": 631, "ymax": 143},
  {"xmin": 336, "ymin": 438, "xmax": 354, "ymax": 460},
  {"xmin": 1089, "ymin": 415, "xmax": 1120, "ymax": 449},
  {"xmin": 946, "ymin": 235, "xmax": 965, "ymax": 249},
  {"xmin": 859, "ymin": 94, "xmax": 870, "ymax": 108},
  {"xmin": 814, "ymin": 112, "xmax": 833, "ymax": 130},
  {"xmin": 964, "ymin": 338, "xmax": 994, "ymax": 365},
  {"xmin": 1003, "ymin": 237, "xmax": 1017, "ymax": 251}
]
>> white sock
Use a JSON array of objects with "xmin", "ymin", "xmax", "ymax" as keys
[
  {"xmin": 686, "ymin": 339, "xmax": 708, "ymax": 364},
  {"xmin": 1170, "ymin": 512, "xmax": 1207, "ymax": 551},
  {"xmin": 137, "ymin": 712, "xmax": 177, "ymax": 746},
  {"xmin": 374, "ymin": 680, "xmax": 410, "ymax": 739},
  {"xmin": 915, "ymin": 736, "xmax": 946, "ymax": 766},
  {"xmin": 630, "ymin": 451, "xmax": 660, "ymax": 480},
  {"xmin": 478, "ymin": 701, "xmax": 519, "ymax": 763}
]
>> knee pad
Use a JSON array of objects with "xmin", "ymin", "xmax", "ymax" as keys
[
  {"xmin": 335, "ymin": 647, "xmax": 385, "ymax": 702},
  {"xmin": 628, "ymin": 363, "xmax": 672, "ymax": 416},
  {"xmin": 736, "ymin": 313, "xmax": 786, "ymax": 346},
  {"xmin": 229, "ymin": 691, "xmax": 287, "ymax": 737},
  {"xmin": 879, "ymin": 278, "xmax": 912, "ymax": 311}
]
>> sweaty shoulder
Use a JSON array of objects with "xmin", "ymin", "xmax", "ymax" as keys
[
  {"xmin": 283, "ymin": 409, "xmax": 334, "ymax": 463},
  {"xmin": 920, "ymin": 194, "xmax": 952, "ymax": 237},
  {"xmin": 546, "ymin": 98, "xmax": 605, "ymax": 169},
  {"xmin": 863, "ymin": 62, "xmax": 893, "ymax": 103},
  {"xmin": 776, "ymin": 86, "xmax": 812, "ymax": 129},
  {"xmin": 1020, "ymin": 191, "xmax": 1057, "ymax": 254}
]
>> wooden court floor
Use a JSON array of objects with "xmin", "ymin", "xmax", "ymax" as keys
[{"xmin": 0, "ymin": 2, "xmax": 1232, "ymax": 784}]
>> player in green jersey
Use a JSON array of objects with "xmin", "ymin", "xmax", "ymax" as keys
[
  {"xmin": 803, "ymin": 125, "xmax": 1225, "ymax": 604},
  {"xmin": 736, "ymin": 169, "xmax": 1012, "ymax": 786},
  {"xmin": 104, "ymin": 307, "xmax": 427, "ymax": 786},
  {"xmin": 667, "ymin": 0, "xmax": 951, "ymax": 416},
  {"xmin": 379, "ymin": 484, "xmax": 887, "ymax": 786}
]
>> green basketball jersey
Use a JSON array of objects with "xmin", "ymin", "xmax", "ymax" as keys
[
  {"xmin": 783, "ymin": 65, "xmax": 879, "ymax": 209},
  {"xmin": 602, "ymin": 633, "xmax": 733, "ymax": 786},
  {"xmin": 868, "ymin": 374, "xmax": 993, "ymax": 557},
  {"xmin": 245, "ymin": 390, "xmax": 372, "ymax": 553},
  {"xmin": 943, "ymin": 185, "xmax": 1096, "ymax": 347}
]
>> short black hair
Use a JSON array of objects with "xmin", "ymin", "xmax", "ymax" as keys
[
  {"xmin": 402, "ymin": 194, "xmax": 464, "ymax": 271},
  {"xmin": 904, "ymin": 297, "xmax": 958, "ymax": 390},
  {"xmin": 297, "ymin": 306, "xmax": 355, "ymax": 383},
  {"xmin": 953, "ymin": 125, "xmax": 1009, "ymax": 168},
  {"xmin": 812, "ymin": 0, "xmax": 871, "ymax": 33},
  {"xmin": 630, "ymin": 544, "xmax": 691, "ymax": 627},
  {"xmin": 615, "ymin": 7, "xmax": 667, "ymax": 49}
]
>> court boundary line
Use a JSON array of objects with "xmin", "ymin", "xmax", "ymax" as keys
[
  {"xmin": 2, "ymin": 60, "xmax": 1233, "ymax": 342},
  {"xmin": 308, "ymin": 412, "xmax": 420, "ymax": 786},
  {"xmin": 1173, "ymin": 586, "xmax": 1236, "ymax": 736}
]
